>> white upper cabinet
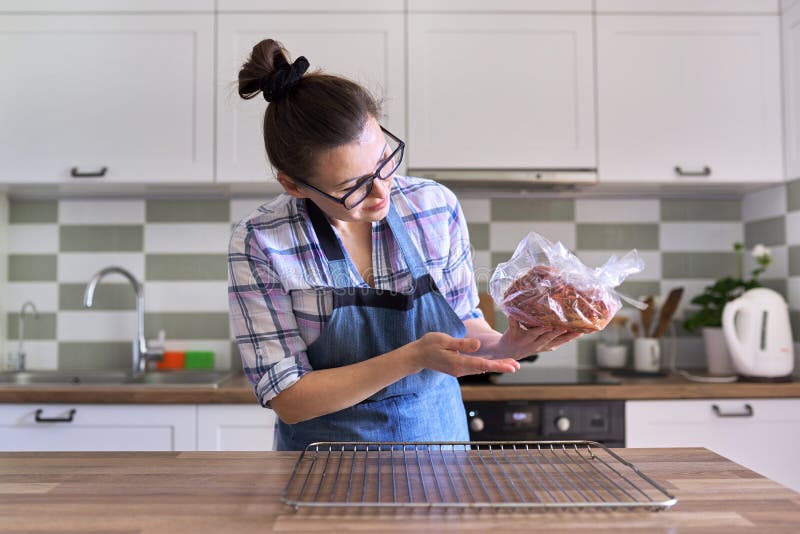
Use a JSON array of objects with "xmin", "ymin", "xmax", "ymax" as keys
[
  {"xmin": 784, "ymin": 0, "xmax": 800, "ymax": 180},
  {"xmin": 216, "ymin": 13, "xmax": 405, "ymax": 183},
  {"xmin": 407, "ymin": 13, "xmax": 596, "ymax": 170},
  {"xmin": 596, "ymin": 0, "xmax": 779, "ymax": 13},
  {"xmin": 597, "ymin": 14, "xmax": 782, "ymax": 183},
  {"xmin": 0, "ymin": 14, "xmax": 214, "ymax": 183},
  {"xmin": 0, "ymin": 0, "xmax": 214, "ymax": 12},
  {"xmin": 217, "ymin": 0, "xmax": 402, "ymax": 11}
]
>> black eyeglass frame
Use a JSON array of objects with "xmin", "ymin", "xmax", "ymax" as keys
[{"xmin": 293, "ymin": 126, "xmax": 405, "ymax": 210}]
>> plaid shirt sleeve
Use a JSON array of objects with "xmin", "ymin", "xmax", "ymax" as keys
[
  {"xmin": 228, "ymin": 221, "xmax": 313, "ymax": 407},
  {"xmin": 439, "ymin": 188, "xmax": 484, "ymax": 322}
]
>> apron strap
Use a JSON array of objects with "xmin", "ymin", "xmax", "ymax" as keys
[
  {"xmin": 306, "ymin": 199, "xmax": 351, "ymax": 288},
  {"xmin": 385, "ymin": 203, "xmax": 428, "ymax": 280},
  {"xmin": 306, "ymin": 198, "xmax": 428, "ymax": 286}
]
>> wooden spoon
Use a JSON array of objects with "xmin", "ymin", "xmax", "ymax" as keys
[
  {"xmin": 652, "ymin": 287, "xmax": 685, "ymax": 338},
  {"xmin": 640, "ymin": 296, "xmax": 655, "ymax": 337}
]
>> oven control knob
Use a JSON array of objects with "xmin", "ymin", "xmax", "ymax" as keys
[
  {"xmin": 554, "ymin": 416, "xmax": 571, "ymax": 433},
  {"xmin": 469, "ymin": 417, "xmax": 485, "ymax": 432}
]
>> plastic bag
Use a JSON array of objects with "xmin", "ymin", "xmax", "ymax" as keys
[{"xmin": 489, "ymin": 232, "xmax": 645, "ymax": 333}]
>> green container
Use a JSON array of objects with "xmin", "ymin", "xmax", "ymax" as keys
[{"xmin": 184, "ymin": 350, "xmax": 214, "ymax": 369}]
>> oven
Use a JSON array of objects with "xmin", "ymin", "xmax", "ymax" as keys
[{"xmin": 463, "ymin": 400, "xmax": 626, "ymax": 447}]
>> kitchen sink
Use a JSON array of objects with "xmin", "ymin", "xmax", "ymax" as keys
[{"xmin": 0, "ymin": 370, "xmax": 235, "ymax": 388}]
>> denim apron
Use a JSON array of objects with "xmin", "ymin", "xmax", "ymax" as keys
[{"xmin": 275, "ymin": 199, "xmax": 470, "ymax": 450}]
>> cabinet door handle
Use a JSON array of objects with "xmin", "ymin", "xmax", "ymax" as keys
[
  {"xmin": 711, "ymin": 404, "xmax": 753, "ymax": 418},
  {"xmin": 70, "ymin": 166, "xmax": 108, "ymax": 178},
  {"xmin": 674, "ymin": 166, "xmax": 711, "ymax": 177},
  {"xmin": 34, "ymin": 408, "xmax": 76, "ymax": 423}
]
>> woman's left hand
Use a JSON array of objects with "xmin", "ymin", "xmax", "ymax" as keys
[{"xmin": 497, "ymin": 320, "xmax": 583, "ymax": 360}]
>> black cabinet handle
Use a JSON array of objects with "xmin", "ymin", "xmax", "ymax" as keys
[
  {"xmin": 674, "ymin": 166, "xmax": 711, "ymax": 177},
  {"xmin": 34, "ymin": 408, "xmax": 76, "ymax": 423},
  {"xmin": 711, "ymin": 404, "xmax": 753, "ymax": 418},
  {"xmin": 70, "ymin": 166, "xmax": 108, "ymax": 178}
]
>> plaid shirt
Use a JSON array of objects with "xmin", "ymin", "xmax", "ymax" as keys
[{"xmin": 228, "ymin": 175, "xmax": 483, "ymax": 407}]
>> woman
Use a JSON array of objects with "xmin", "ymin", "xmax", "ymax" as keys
[{"xmin": 228, "ymin": 39, "xmax": 581, "ymax": 450}]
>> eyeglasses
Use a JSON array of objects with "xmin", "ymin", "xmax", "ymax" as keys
[{"xmin": 294, "ymin": 126, "xmax": 405, "ymax": 210}]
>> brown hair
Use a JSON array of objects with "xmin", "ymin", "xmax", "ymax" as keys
[{"xmin": 238, "ymin": 39, "xmax": 383, "ymax": 182}]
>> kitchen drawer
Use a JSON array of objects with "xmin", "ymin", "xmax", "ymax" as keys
[
  {"xmin": 197, "ymin": 404, "xmax": 275, "ymax": 451},
  {"xmin": 0, "ymin": 404, "xmax": 196, "ymax": 452},
  {"xmin": 626, "ymin": 399, "xmax": 800, "ymax": 491}
]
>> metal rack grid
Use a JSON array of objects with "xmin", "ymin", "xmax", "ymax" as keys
[{"xmin": 282, "ymin": 440, "xmax": 677, "ymax": 511}]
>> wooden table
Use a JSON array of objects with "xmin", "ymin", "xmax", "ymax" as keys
[{"xmin": 1, "ymin": 448, "xmax": 799, "ymax": 533}]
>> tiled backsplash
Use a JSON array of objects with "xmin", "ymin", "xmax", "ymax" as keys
[{"xmin": 4, "ymin": 177, "xmax": 800, "ymax": 372}]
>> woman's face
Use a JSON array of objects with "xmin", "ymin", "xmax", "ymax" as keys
[{"xmin": 299, "ymin": 117, "xmax": 394, "ymax": 224}]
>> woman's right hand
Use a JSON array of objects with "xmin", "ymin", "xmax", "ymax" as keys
[{"xmin": 410, "ymin": 332, "xmax": 520, "ymax": 377}]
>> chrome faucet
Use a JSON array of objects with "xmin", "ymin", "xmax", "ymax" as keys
[
  {"xmin": 83, "ymin": 266, "xmax": 164, "ymax": 377},
  {"xmin": 10, "ymin": 301, "xmax": 39, "ymax": 371}
]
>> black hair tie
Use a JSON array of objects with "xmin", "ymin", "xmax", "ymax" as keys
[{"xmin": 261, "ymin": 56, "xmax": 310, "ymax": 102}]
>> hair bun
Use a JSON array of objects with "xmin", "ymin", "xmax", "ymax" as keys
[{"xmin": 260, "ymin": 56, "xmax": 309, "ymax": 102}]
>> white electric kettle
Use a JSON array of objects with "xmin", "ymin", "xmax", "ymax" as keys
[{"xmin": 722, "ymin": 288, "xmax": 794, "ymax": 378}]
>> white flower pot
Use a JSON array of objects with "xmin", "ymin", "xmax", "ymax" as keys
[{"xmin": 702, "ymin": 327, "xmax": 736, "ymax": 375}]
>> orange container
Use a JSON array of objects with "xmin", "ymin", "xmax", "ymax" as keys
[{"xmin": 157, "ymin": 351, "xmax": 186, "ymax": 370}]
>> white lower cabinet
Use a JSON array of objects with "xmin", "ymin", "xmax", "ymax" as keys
[
  {"xmin": 626, "ymin": 399, "xmax": 800, "ymax": 491},
  {"xmin": 197, "ymin": 404, "xmax": 276, "ymax": 451},
  {"xmin": 0, "ymin": 404, "xmax": 196, "ymax": 451}
]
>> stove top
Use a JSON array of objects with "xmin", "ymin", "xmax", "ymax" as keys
[{"xmin": 487, "ymin": 366, "xmax": 620, "ymax": 386}]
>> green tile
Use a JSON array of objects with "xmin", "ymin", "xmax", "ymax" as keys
[
  {"xmin": 660, "ymin": 199, "xmax": 741, "ymax": 221},
  {"xmin": 577, "ymin": 338, "xmax": 596, "ymax": 367},
  {"xmin": 490, "ymin": 252, "xmax": 514, "ymax": 268},
  {"xmin": 59, "ymin": 283, "xmax": 137, "ymax": 311},
  {"xmin": 494, "ymin": 310, "xmax": 509, "ymax": 332},
  {"xmin": 230, "ymin": 341, "xmax": 244, "ymax": 372},
  {"xmin": 759, "ymin": 279, "xmax": 788, "ymax": 299},
  {"xmin": 8, "ymin": 254, "xmax": 57, "ymax": 281},
  {"xmin": 146, "ymin": 199, "xmax": 230, "ymax": 223},
  {"xmin": 787, "ymin": 177, "xmax": 800, "ymax": 212},
  {"xmin": 467, "ymin": 223, "xmax": 489, "ymax": 250},
  {"xmin": 490, "ymin": 198, "xmax": 574, "ymax": 221},
  {"xmin": 144, "ymin": 312, "xmax": 230, "ymax": 340},
  {"xmin": 576, "ymin": 224, "xmax": 659, "ymax": 250},
  {"xmin": 672, "ymin": 318, "xmax": 701, "ymax": 338},
  {"xmin": 791, "ymin": 310, "xmax": 800, "ymax": 344},
  {"xmin": 146, "ymin": 254, "xmax": 227, "ymax": 281},
  {"xmin": 60, "ymin": 225, "xmax": 143, "ymax": 252},
  {"xmin": 58, "ymin": 342, "xmax": 132, "ymax": 369},
  {"xmin": 9, "ymin": 200, "xmax": 58, "ymax": 223},
  {"xmin": 617, "ymin": 281, "xmax": 661, "ymax": 301},
  {"xmin": 6, "ymin": 312, "xmax": 57, "ymax": 340},
  {"xmin": 790, "ymin": 246, "xmax": 800, "ymax": 276},
  {"xmin": 744, "ymin": 217, "xmax": 785, "ymax": 248},
  {"xmin": 662, "ymin": 252, "xmax": 739, "ymax": 279}
]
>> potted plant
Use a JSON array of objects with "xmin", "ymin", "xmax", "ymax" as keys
[{"xmin": 683, "ymin": 242, "xmax": 772, "ymax": 374}]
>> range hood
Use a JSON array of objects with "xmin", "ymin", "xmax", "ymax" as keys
[{"xmin": 408, "ymin": 169, "xmax": 598, "ymax": 191}]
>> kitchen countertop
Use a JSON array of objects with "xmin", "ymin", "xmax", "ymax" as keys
[
  {"xmin": 1, "ymin": 372, "xmax": 799, "ymax": 404},
  {"xmin": 1, "ymin": 448, "xmax": 799, "ymax": 533}
]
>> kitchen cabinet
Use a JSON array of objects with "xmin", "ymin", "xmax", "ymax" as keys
[
  {"xmin": 0, "ymin": 13, "xmax": 214, "ymax": 184},
  {"xmin": 596, "ymin": 14, "xmax": 783, "ymax": 183},
  {"xmin": 784, "ymin": 0, "xmax": 800, "ymax": 180},
  {"xmin": 596, "ymin": 0, "xmax": 780, "ymax": 13},
  {"xmin": 215, "ymin": 12, "xmax": 405, "ymax": 183},
  {"xmin": 0, "ymin": 404, "xmax": 196, "ymax": 451},
  {"xmin": 406, "ymin": 11, "xmax": 595, "ymax": 171},
  {"xmin": 626, "ymin": 399, "xmax": 800, "ymax": 491},
  {"xmin": 197, "ymin": 404, "xmax": 275, "ymax": 451}
]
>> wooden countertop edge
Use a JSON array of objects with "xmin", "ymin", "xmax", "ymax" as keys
[
  {"xmin": 2, "ymin": 447, "xmax": 800, "ymax": 531},
  {"xmin": 0, "ymin": 375, "xmax": 798, "ymax": 403}
]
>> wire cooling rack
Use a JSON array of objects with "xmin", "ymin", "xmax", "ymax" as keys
[{"xmin": 282, "ymin": 441, "xmax": 677, "ymax": 511}]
